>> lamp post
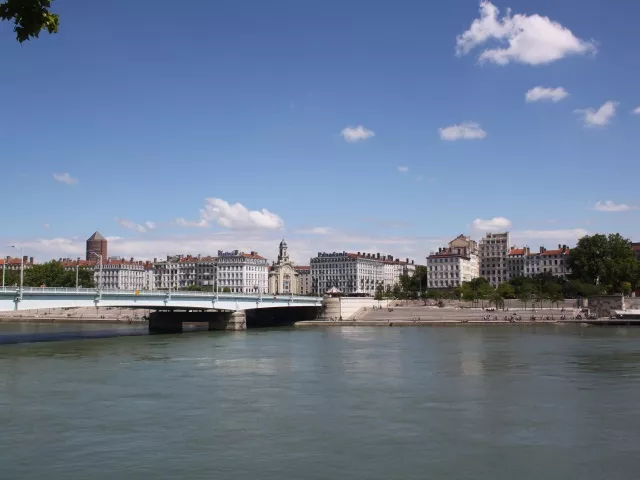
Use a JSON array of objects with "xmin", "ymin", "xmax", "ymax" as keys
[
  {"xmin": 2, "ymin": 256, "xmax": 5, "ymax": 288},
  {"xmin": 90, "ymin": 252, "xmax": 103, "ymax": 291},
  {"xmin": 10, "ymin": 245, "xmax": 24, "ymax": 300}
]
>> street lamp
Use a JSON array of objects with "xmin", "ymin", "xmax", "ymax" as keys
[
  {"xmin": 90, "ymin": 252, "xmax": 103, "ymax": 291},
  {"xmin": 10, "ymin": 245, "xmax": 23, "ymax": 300}
]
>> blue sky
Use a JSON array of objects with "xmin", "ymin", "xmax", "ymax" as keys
[{"xmin": 1, "ymin": 0, "xmax": 639, "ymax": 264}]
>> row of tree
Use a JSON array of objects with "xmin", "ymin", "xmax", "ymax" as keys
[
  {"xmin": 2, "ymin": 261, "xmax": 94, "ymax": 288},
  {"xmin": 377, "ymin": 233, "xmax": 640, "ymax": 302}
]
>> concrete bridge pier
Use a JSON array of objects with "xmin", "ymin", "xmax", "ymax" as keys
[{"xmin": 208, "ymin": 311, "xmax": 246, "ymax": 331}]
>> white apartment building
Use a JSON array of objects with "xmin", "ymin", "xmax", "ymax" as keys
[
  {"xmin": 427, "ymin": 235, "xmax": 479, "ymax": 289},
  {"xmin": 479, "ymin": 232, "xmax": 511, "ymax": 287},
  {"xmin": 540, "ymin": 246, "xmax": 571, "ymax": 278},
  {"xmin": 507, "ymin": 248, "xmax": 527, "ymax": 280},
  {"xmin": 95, "ymin": 259, "xmax": 147, "ymax": 290},
  {"xmin": 217, "ymin": 250, "xmax": 268, "ymax": 294},
  {"xmin": 508, "ymin": 245, "xmax": 571, "ymax": 279},
  {"xmin": 153, "ymin": 252, "xmax": 267, "ymax": 293},
  {"xmin": 311, "ymin": 252, "xmax": 385, "ymax": 296},
  {"xmin": 154, "ymin": 256, "xmax": 197, "ymax": 290},
  {"xmin": 382, "ymin": 255, "xmax": 416, "ymax": 291}
]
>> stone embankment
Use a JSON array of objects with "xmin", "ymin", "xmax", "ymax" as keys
[
  {"xmin": 298, "ymin": 304, "xmax": 582, "ymax": 327},
  {"xmin": 0, "ymin": 307, "xmax": 150, "ymax": 324}
]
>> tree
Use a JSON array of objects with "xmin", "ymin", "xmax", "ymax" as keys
[
  {"xmin": 569, "ymin": 233, "xmax": 639, "ymax": 293},
  {"xmin": 518, "ymin": 285, "xmax": 533, "ymax": 310},
  {"xmin": 490, "ymin": 291, "xmax": 505, "ymax": 310},
  {"xmin": 1, "ymin": 0, "xmax": 59, "ymax": 43},
  {"xmin": 2, "ymin": 269, "xmax": 20, "ymax": 286},
  {"xmin": 22, "ymin": 261, "xmax": 94, "ymax": 288},
  {"xmin": 496, "ymin": 282, "xmax": 515, "ymax": 299}
]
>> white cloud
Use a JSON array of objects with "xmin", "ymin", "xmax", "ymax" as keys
[
  {"xmin": 53, "ymin": 173, "xmax": 79, "ymax": 185},
  {"xmin": 471, "ymin": 217, "xmax": 512, "ymax": 231},
  {"xmin": 144, "ymin": 221, "xmax": 157, "ymax": 230},
  {"xmin": 115, "ymin": 217, "xmax": 148, "ymax": 233},
  {"xmin": 200, "ymin": 198, "xmax": 284, "ymax": 230},
  {"xmin": 575, "ymin": 101, "xmax": 618, "ymax": 127},
  {"xmin": 512, "ymin": 228, "xmax": 588, "ymax": 244},
  {"xmin": 397, "ymin": 166, "xmax": 409, "ymax": 173},
  {"xmin": 525, "ymin": 86, "xmax": 569, "ymax": 103},
  {"xmin": 456, "ymin": 1, "xmax": 596, "ymax": 65},
  {"xmin": 593, "ymin": 201, "xmax": 638, "ymax": 212},
  {"xmin": 174, "ymin": 218, "xmax": 209, "ymax": 229},
  {"xmin": 439, "ymin": 122, "xmax": 487, "ymax": 141},
  {"xmin": 341, "ymin": 125, "xmax": 375, "ymax": 143},
  {"xmin": 295, "ymin": 227, "xmax": 335, "ymax": 235},
  {"xmin": 9, "ymin": 230, "xmax": 441, "ymax": 267},
  {"xmin": 632, "ymin": 106, "xmax": 640, "ymax": 115}
]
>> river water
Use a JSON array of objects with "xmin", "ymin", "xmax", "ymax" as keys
[{"xmin": 1, "ymin": 324, "xmax": 640, "ymax": 479}]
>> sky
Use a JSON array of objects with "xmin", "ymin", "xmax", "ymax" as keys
[{"xmin": 1, "ymin": 0, "xmax": 639, "ymax": 265}]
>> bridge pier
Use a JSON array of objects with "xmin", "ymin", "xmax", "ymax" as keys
[{"xmin": 208, "ymin": 311, "xmax": 246, "ymax": 331}]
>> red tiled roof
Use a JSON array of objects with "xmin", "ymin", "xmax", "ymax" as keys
[
  {"xmin": 508, "ymin": 248, "xmax": 525, "ymax": 256},
  {"xmin": 541, "ymin": 249, "xmax": 570, "ymax": 256},
  {"xmin": 243, "ymin": 253, "xmax": 265, "ymax": 260},
  {"xmin": 1, "ymin": 257, "xmax": 29, "ymax": 266},
  {"xmin": 295, "ymin": 266, "xmax": 310, "ymax": 270}
]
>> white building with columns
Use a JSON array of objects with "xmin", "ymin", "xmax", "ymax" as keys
[{"xmin": 268, "ymin": 240, "xmax": 300, "ymax": 295}]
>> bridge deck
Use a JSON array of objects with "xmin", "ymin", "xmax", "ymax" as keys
[{"xmin": 0, "ymin": 287, "xmax": 323, "ymax": 312}]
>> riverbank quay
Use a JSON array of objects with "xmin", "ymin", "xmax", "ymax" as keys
[
  {"xmin": 0, "ymin": 307, "xmax": 149, "ymax": 325},
  {"xmin": 297, "ymin": 304, "xmax": 637, "ymax": 327}
]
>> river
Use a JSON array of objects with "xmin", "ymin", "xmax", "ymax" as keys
[{"xmin": 1, "ymin": 324, "xmax": 639, "ymax": 479}]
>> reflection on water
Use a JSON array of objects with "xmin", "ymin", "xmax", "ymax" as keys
[
  {"xmin": 2, "ymin": 325, "xmax": 640, "ymax": 480},
  {"xmin": 0, "ymin": 322, "xmax": 147, "ymax": 345}
]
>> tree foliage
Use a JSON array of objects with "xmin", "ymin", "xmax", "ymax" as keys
[
  {"xmin": 3, "ymin": 261, "xmax": 94, "ymax": 288},
  {"xmin": 569, "ymin": 233, "xmax": 639, "ymax": 293},
  {"xmin": 0, "ymin": 0, "xmax": 58, "ymax": 43}
]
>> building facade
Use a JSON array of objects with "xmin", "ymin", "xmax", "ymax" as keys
[
  {"xmin": 539, "ymin": 246, "xmax": 571, "ymax": 278},
  {"xmin": 296, "ymin": 266, "xmax": 312, "ymax": 295},
  {"xmin": 86, "ymin": 231, "xmax": 108, "ymax": 262},
  {"xmin": 506, "ymin": 248, "xmax": 528, "ymax": 280},
  {"xmin": 426, "ymin": 235, "xmax": 479, "ymax": 289},
  {"xmin": 382, "ymin": 256, "xmax": 416, "ymax": 291},
  {"xmin": 2, "ymin": 256, "xmax": 35, "ymax": 271},
  {"xmin": 216, "ymin": 250, "xmax": 268, "ymax": 294},
  {"xmin": 479, "ymin": 232, "xmax": 511, "ymax": 287},
  {"xmin": 268, "ymin": 240, "xmax": 299, "ymax": 295},
  {"xmin": 310, "ymin": 252, "xmax": 386, "ymax": 296},
  {"xmin": 153, "ymin": 255, "xmax": 216, "ymax": 291},
  {"xmin": 94, "ymin": 259, "xmax": 147, "ymax": 290}
]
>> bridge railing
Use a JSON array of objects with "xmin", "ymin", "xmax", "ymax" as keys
[{"xmin": 0, "ymin": 286, "xmax": 322, "ymax": 301}]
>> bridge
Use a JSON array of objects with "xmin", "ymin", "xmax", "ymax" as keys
[{"xmin": 0, "ymin": 287, "xmax": 324, "ymax": 332}]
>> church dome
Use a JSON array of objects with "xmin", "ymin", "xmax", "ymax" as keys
[{"xmin": 279, "ymin": 239, "xmax": 287, "ymax": 248}]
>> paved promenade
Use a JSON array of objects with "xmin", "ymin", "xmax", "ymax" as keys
[{"xmin": 298, "ymin": 305, "xmax": 581, "ymax": 327}]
